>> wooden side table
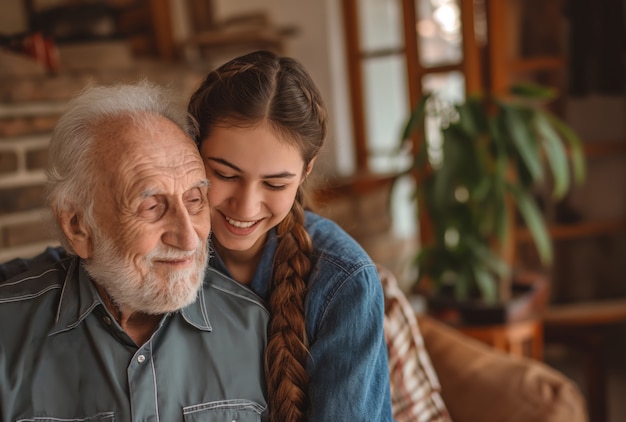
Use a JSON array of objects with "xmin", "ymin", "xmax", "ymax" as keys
[
  {"xmin": 543, "ymin": 299, "xmax": 626, "ymax": 422},
  {"xmin": 456, "ymin": 317, "xmax": 544, "ymax": 360}
]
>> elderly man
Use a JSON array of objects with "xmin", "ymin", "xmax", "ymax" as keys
[{"xmin": 0, "ymin": 82, "xmax": 269, "ymax": 421}]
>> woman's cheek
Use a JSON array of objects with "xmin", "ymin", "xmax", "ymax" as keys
[
  {"xmin": 274, "ymin": 187, "xmax": 300, "ymax": 213},
  {"xmin": 207, "ymin": 181, "xmax": 228, "ymax": 205}
]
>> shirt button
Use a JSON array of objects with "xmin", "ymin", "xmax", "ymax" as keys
[
  {"xmin": 103, "ymin": 316, "xmax": 112, "ymax": 325},
  {"xmin": 137, "ymin": 354, "xmax": 146, "ymax": 363}
]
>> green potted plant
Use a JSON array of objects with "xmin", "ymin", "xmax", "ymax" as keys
[{"xmin": 397, "ymin": 84, "xmax": 586, "ymax": 324}]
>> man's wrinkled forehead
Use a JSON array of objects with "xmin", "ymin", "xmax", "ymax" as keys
[
  {"xmin": 92, "ymin": 113, "xmax": 197, "ymax": 157},
  {"xmin": 90, "ymin": 114, "xmax": 166, "ymax": 152},
  {"xmin": 90, "ymin": 114, "xmax": 204, "ymax": 190}
]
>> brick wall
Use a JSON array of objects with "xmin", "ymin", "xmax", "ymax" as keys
[
  {"xmin": 0, "ymin": 95, "xmax": 64, "ymax": 261},
  {"xmin": 0, "ymin": 46, "xmax": 207, "ymax": 262}
]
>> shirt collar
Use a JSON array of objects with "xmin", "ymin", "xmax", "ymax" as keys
[
  {"xmin": 209, "ymin": 230, "xmax": 277, "ymax": 301},
  {"xmin": 179, "ymin": 283, "xmax": 212, "ymax": 331},
  {"xmin": 51, "ymin": 257, "xmax": 104, "ymax": 335},
  {"xmin": 51, "ymin": 257, "xmax": 212, "ymax": 334}
]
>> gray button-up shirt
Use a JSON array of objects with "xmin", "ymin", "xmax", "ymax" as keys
[{"xmin": 0, "ymin": 256, "xmax": 269, "ymax": 422}]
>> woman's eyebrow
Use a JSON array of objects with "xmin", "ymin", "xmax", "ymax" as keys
[
  {"xmin": 262, "ymin": 171, "xmax": 297, "ymax": 179},
  {"xmin": 206, "ymin": 156, "xmax": 297, "ymax": 179},
  {"xmin": 206, "ymin": 157, "xmax": 241, "ymax": 172}
]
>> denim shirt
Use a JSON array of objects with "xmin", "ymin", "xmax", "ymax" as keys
[{"xmin": 211, "ymin": 211, "xmax": 394, "ymax": 421}]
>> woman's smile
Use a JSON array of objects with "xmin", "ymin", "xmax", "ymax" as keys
[{"xmin": 225, "ymin": 215, "xmax": 259, "ymax": 229}]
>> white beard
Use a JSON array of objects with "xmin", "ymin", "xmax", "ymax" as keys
[{"xmin": 84, "ymin": 230, "xmax": 209, "ymax": 315}]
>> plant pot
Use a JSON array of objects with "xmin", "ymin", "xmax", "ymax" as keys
[{"xmin": 424, "ymin": 270, "xmax": 549, "ymax": 326}]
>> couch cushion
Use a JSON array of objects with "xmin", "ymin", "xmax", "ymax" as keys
[
  {"xmin": 419, "ymin": 315, "xmax": 588, "ymax": 422},
  {"xmin": 379, "ymin": 265, "xmax": 451, "ymax": 421}
]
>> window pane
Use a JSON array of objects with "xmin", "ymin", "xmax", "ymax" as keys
[
  {"xmin": 362, "ymin": 55, "xmax": 410, "ymax": 173},
  {"xmin": 422, "ymin": 71, "xmax": 465, "ymax": 165},
  {"xmin": 422, "ymin": 71, "xmax": 465, "ymax": 103},
  {"xmin": 416, "ymin": 0, "xmax": 463, "ymax": 66},
  {"xmin": 358, "ymin": 0, "xmax": 403, "ymax": 51}
]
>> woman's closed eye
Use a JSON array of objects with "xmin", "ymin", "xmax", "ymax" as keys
[
  {"xmin": 263, "ymin": 181, "xmax": 287, "ymax": 190},
  {"xmin": 212, "ymin": 168, "xmax": 288, "ymax": 190},
  {"xmin": 212, "ymin": 169, "xmax": 237, "ymax": 181}
]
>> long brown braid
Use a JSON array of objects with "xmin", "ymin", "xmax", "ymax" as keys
[{"xmin": 188, "ymin": 50, "xmax": 327, "ymax": 421}]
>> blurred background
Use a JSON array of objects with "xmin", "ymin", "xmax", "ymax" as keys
[{"xmin": 1, "ymin": 1, "xmax": 625, "ymax": 420}]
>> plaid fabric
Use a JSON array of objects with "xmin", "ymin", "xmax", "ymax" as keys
[{"xmin": 379, "ymin": 265, "xmax": 452, "ymax": 422}]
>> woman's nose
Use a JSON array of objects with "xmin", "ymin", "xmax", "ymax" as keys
[{"xmin": 230, "ymin": 184, "xmax": 261, "ymax": 218}]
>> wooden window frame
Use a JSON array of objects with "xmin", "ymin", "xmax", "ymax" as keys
[{"xmin": 341, "ymin": 0, "xmax": 483, "ymax": 175}]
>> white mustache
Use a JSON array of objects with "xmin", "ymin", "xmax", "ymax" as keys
[
  {"xmin": 150, "ymin": 251, "xmax": 197, "ymax": 261},
  {"xmin": 146, "ymin": 241, "xmax": 205, "ymax": 262}
]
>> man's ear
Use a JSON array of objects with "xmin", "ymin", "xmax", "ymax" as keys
[{"xmin": 58, "ymin": 210, "xmax": 92, "ymax": 259}]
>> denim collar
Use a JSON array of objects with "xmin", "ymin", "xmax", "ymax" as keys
[{"xmin": 209, "ymin": 229, "xmax": 277, "ymax": 301}]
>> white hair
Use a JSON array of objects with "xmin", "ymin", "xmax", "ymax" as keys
[{"xmin": 47, "ymin": 81, "xmax": 197, "ymax": 252}]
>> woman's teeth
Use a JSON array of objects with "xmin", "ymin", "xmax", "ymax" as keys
[{"xmin": 225, "ymin": 216, "xmax": 256, "ymax": 228}]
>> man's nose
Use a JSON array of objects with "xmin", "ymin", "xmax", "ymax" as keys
[{"xmin": 162, "ymin": 205, "xmax": 199, "ymax": 251}]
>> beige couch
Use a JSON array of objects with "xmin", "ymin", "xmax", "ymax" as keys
[
  {"xmin": 418, "ymin": 314, "xmax": 587, "ymax": 422},
  {"xmin": 379, "ymin": 265, "xmax": 587, "ymax": 422}
]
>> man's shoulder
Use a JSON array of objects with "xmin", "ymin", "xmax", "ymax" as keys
[
  {"xmin": 203, "ymin": 267, "xmax": 269, "ymax": 316},
  {"xmin": 0, "ymin": 246, "xmax": 67, "ymax": 282},
  {"xmin": 0, "ymin": 258, "xmax": 74, "ymax": 343},
  {"xmin": 0, "ymin": 257, "xmax": 73, "ymax": 306}
]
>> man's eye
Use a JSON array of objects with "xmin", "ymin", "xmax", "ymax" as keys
[
  {"xmin": 185, "ymin": 189, "xmax": 207, "ymax": 214},
  {"xmin": 139, "ymin": 200, "xmax": 165, "ymax": 220},
  {"xmin": 186, "ymin": 197, "xmax": 203, "ymax": 213}
]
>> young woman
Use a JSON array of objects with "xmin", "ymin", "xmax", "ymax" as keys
[
  {"xmin": 0, "ymin": 50, "xmax": 393, "ymax": 421},
  {"xmin": 187, "ymin": 50, "xmax": 392, "ymax": 422}
]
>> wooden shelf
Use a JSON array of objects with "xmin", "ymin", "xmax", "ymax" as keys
[
  {"xmin": 313, "ymin": 172, "xmax": 396, "ymax": 204},
  {"xmin": 508, "ymin": 56, "xmax": 567, "ymax": 73},
  {"xmin": 516, "ymin": 218, "xmax": 626, "ymax": 243},
  {"xmin": 544, "ymin": 298, "xmax": 626, "ymax": 326},
  {"xmin": 583, "ymin": 139, "xmax": 626, "ymax": 158}
]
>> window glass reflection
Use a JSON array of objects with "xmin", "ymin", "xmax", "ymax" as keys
[
  {"xmin": 362, "ymin": 55, "xmax": 411, "ymax": 173},
  {"xmin": 422, "ymin": 71, "xmax": 465, "ymax": 103},
  {"xmin": 422, "ymin": 71, "xmax": 465, "ymax": 165},
  {"xmin": 358, "ymin": 0, "xmax": 403, "ymax": 51},
  {"xmin": 417, "ymin": 0, "xmax": 462, "ymax": 66}
]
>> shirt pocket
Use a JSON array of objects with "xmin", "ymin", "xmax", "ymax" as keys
[
  {"xmin": 183, "ymin": 399, "xmax": 265, "ymax": 422},
  {"xmin": 16, "ymin": 412, "xmax": 115, "ymax": 422}
]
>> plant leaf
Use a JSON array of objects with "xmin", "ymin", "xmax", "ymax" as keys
[
  {"xmin": 493, "ymin": 186, "xmax": 510, "ymax": 243},
  {"xmin": 454, "ymin": 270, "xmax": 471, "ymax": 300},
  {"xmin": 502, "ymin": 105, "xmax": 544, "ymax": 183},
  {"xmin": 507, "ymin": 183, "xmax": 553, "ymax": 264},
  {"xmin": 467, "ymin": 236, "xmax": 511, "ymax": 278},
  {"xmin": 432, "ymin": 126, "xmax": 466, "ymax": 208},
  {"xmin": 535, "ymin": 112, "xmax": 570, "ymax": 199},
  {"xmin": 472, "ymin": 263, "xmax": 498, "ymax": 304},
  {"xmin": 400, "ymin": 94, "xmax": 430, "ymax": 146},
  {"xmin": 466, "ymin": 95, "xmax": 489, "ymax": 134},
  {"xmin": 455, "ymin": 96, "xmax": 485, "ymax": 138},
  {"xmin": 510, "ymin": 83, "xmax": 556, "ymax": 100},
  {"xmin": 545, "ymin": 111, "xmax": 587, "ymax": 184}
]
